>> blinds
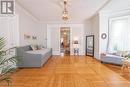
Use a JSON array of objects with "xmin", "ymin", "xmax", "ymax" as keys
[{"xmin": 108, "ymin": 16, "xmax": 130, "ymax": 52}]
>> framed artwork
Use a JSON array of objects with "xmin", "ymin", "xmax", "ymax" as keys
[
  {"xmin": 32, "ymin": 36, "xmax": 37, "ymax": 40},
  {"xmin": 24, "ymin": 34, "xmax": 31, "ymax": 39}
]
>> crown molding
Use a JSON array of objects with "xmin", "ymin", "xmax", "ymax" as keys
[
  {"xmin": 89, "ymin": 0, "xmax": 112, "ymax": 19},
  {"xmin": 39, "ymin": 20, "xmax": 84, "ymax": 24},
  {"xmin": 99, "ymin": 7, "xmax": 130, "ymax": 14},
  {"xmin": 15, "ymin": 0, "xmax": 40, "ymax": 22}
]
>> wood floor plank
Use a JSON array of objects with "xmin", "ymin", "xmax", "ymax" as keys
[{"xmin": 0, "ymin": 56, "xmax": 130, "ymax": 87}]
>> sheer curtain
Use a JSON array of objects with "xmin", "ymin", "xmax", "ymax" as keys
[{"xmin": 108, "ymin": 16, "xmax": 130, "ymax": 53}]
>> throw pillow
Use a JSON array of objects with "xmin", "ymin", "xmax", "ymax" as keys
[
  {"xmin": 116, "ymin": 51, "xmax": 123, "ymax": 57},
  {"xmin": 37, "ymin": 45, "xmax": 44, "ymax": 50},
  {"xmin": 30, "ymin": 45, "xmax": 36, "ymax": 51},
  {"xmin": 122, "ymin": 51, "xmax": 128, "ymax": 57},
  {"xmin": 31, "ymin": 45, "xmax": 38, "ymax": 51}
]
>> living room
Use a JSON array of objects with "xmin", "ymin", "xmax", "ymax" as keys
[{"xmin": 0, "ymin": 0, "xmax": 130, "ymax": 87}]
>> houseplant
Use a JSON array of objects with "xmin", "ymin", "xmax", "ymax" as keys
[{"xmin": 0, "ymin": 37, "xmax": 18, "ymax": 86}]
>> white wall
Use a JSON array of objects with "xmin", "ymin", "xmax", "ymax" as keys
[
  {"xmin": 15, "ymin": 3, "xmax": 45, "ymax": 46},
  {"xmin": 41, "ymin": 23, "xmax": 47, "ymax": 48},
  {"xmin": 0, "ymin": 3, "xmax": 47, "ymax": 49},
  {"xmin": 47, "ymin": 24, "xmax": 85, "ymax": 55},
  {"xmin": 84, "ymin": 20, "xmax": 92, "ymax": 36},
  {"xmin": 91, "ymin": 15, "xmax": 100, "ymax": 59},
  {"xmin": 71, "ymin": 24, "xmax": 85, "ymax": 55},
  {"xmin": 83, "ymin": 16, "xmax": 100, "ymax": 59},
  {"xmin": 88, "ymin": 0, "xmax": 130, "ymax": 60},
  {"xmin": 47, "ymin": 24, "xmax": 60, "ymax": 55},
  {"xmin": 99, "ymin": 0, "xmax": 130, "ymax": 56},
  {"xmin": 101, "ymin": 0, "xmax": 130, "ymax": 12}
]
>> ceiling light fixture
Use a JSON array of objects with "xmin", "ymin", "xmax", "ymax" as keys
[{"xmin": 62, "ymin": 0, "xmax": 69, "ymax": 22}]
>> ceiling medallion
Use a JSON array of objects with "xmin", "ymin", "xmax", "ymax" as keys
[{"xmin": 62, "ymin": 0, "xmax": 69, "ymax": 22}]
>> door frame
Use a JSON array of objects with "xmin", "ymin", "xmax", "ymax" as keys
[{"xmin": 60, "ymin": 27, "xmax": 71, "ymax": 55}]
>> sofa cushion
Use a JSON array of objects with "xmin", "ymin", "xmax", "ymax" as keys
[
  {"xmin": 106, "ymin": 54, "xmax": 123, "ymax": 58},
  {"xmin": 30, "ymin": 45, "xmax": 38, "ymax": 51},
  {"xmin": 116, "ymin": 51, "xmax": 123, "ymax": 56},
  {"xmin": 26, "ymin": 48, "xmax": 51, "ymax": 55}
]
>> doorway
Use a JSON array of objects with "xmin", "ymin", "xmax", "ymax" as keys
[{"xmin": 60, "ymin": 27, "xmax": 70, "ymax": 56}]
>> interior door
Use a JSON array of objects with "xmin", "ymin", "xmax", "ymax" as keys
[
  {"xmin": 60, "ymin": 27, "xmax": 70, "ymax": 56},
  {"xmin": 0, "ymin": 15, "xmax": 19, "ymax": 49}
]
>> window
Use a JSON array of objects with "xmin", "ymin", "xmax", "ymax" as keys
[{"xmin": 108, "ymin": 16, "xmax": 130, "ymax": 53}]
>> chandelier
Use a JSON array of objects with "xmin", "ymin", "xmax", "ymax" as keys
[{"xmin": 62, "ymin": 0, "xmax": 69, "ymax": 21}]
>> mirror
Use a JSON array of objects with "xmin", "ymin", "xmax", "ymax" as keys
[
  {"xmin": 101, "ymin": 33, "xmax": 107, "ymax": 39},
  {"xmin": 86, "ymin": 35, "xmax": 94, "ymax": 57},
  {"xmin": 60, "ymin": 27, "xmax": 70, "ymax": 56}
]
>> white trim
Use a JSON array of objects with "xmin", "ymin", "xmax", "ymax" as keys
[
  {"xmin": 52, "ymin": 51, "xmax": 60, "ymax": 55},
  {"xmin": 59, "ymin": 27, "xmax": 71, "ymax": 55},
  {"xmin": 100, "ymin": 8, "xmax": 130, "ymax": 15},
  {"xmin": 39, "ymin": 21, "xmax": 85, "ymax": 24},
  {"xmin": 47, "ymin": 25, "xmax": 51, "ymax": 48},
  {"xmin": 109, "ymin": 15, "xmax": 130, "ymax": 21},
  {"xmin": 58, "ymin": 26, "xmax": 61, "ymax": 55},
  {"xmin": 90, "ymin": 0, "xmax": 112, "ymax": 19}
]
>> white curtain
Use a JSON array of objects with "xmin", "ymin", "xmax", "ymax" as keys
[{"xmin": 108, "ymin": 17, "xmax": 130, "ymax": 53}]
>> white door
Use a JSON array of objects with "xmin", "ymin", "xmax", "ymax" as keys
[{"xmin": 0, "ymin": 15, "xmax": 19, "ymax": 49}]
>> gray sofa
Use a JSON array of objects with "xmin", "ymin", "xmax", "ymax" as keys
[
  {"xmin": 16, "ymin": 45, "xmax": 52, "ymax": 68},
  {"xmin": 100, "ymin": 54, "xmax": 123, "ymax": 65}
]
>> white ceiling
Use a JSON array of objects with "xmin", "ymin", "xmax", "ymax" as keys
[{"xmin": 16, "ymin": 0, "xmax": 110, "ymax": 22}]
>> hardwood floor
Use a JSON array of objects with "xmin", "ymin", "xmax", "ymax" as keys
[
  {"xmin": 104, "ymin": 64, "xmax": 130, "ymax": 81},
  {"xmin": 1, "ymin": 56, "xmax": 130, "ymax": 87}
]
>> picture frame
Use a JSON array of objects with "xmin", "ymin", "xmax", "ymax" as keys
[
  {"xmin": 32, "ymin": 36, "xmax": 37, "ymax": 40},
  {"xmin": 24, "ymin": 34, "xmax": 31, "ymax": 39}
]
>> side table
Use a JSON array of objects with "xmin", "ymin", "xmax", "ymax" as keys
[{"xmin": 74, "ymin": 48, "xmax": 79, "ymax": 55}]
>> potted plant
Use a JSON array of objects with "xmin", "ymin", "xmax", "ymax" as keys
[
  {"xmin": 128, "ymin": 54, "xmax": 130, "ymax": 59},
  {"xmin": 0, "ymin": 37, "xmax": 18, "ymax": 86}
]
